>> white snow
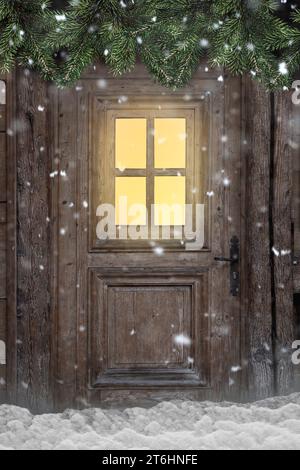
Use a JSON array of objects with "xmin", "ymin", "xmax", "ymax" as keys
[{"xmin": 1, "ymin": 394, "xmax": 300, "ymax": 450}]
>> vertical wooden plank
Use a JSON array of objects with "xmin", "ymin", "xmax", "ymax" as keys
[
  {"xmin": 272, "ymin": 92, "xmax": 295, "ymax": 395},
  {"xmin": 6, "ymin": 70, "xmax": 17, "ymax": 405},
  {"xmin": 48, "ymin": 84, "xmax": 60, "ymax": 410},
  {"xmin": 0, "ymin": 221, "xmax": 6, "ymax": 299},
  {"xmin": 76, "ymin": 85, "xmax": 90, "ymax": 407},
  {"xmin": 54, "ymin": 88, "xmax": 78, "ymax": 411},
  {"xmin": 15, "ymin": 68, "xmax": 52, "ymax": 412},
  {"xmin": 0, "ymin": 300, "xmax": 6, "ymax": 402},
  {"xmin": 223, "ymin": 77, "xmax": 243, "ymax": 400},
  {"xmin": 209, "ymin": 77, "xmax": 236, "ymax": 401},
  {"xmin": 243, "ymin": 77, "xmax": 274, "ymax": 400},
  {"xmin": 291, "ymin": 94, "xmax": 300, "ymax": 391},
  {"xmin": 292, "ymin": 99, "xmax": 300, "ymax": 293},
  {"xmin": 208, "ymin": 76, "xmax": 243, "ymax": 401},
  {"xmin": 0, "ymin": 76, "xmax": 7, "ymax": 403},
  {"xmin": 0, "ymin": 105, "xmax": 6, "ymax": 132},
  {"xmin": 0, "ymin": 203, "xmax": 5, "ymax": 223},
  {"xmin": 0, "ymin": 134, "xmax": 6, "ymax": 202}
]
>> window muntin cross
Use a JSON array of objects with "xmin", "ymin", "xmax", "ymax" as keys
[{"xmin": 115, "ymin": 117, "xmax": 187, "ymax": 227}]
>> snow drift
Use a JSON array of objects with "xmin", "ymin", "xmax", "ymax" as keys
[{"xmin": 1, "ymin": 394, "xmax": 300, "ymax": 450}]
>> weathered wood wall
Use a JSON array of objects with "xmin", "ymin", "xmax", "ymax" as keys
[
  {"xmin": 243, "ymin": 78, "xmax": 274, "ymax": 400},
  {"xmin": 15, "ymin": 69, "xmax": 52, "ymax": 412},
  {"xmin": 273, "ymin": 92, "xmax": 295, "ymax": 396},
  {"xmin": 0, "ymin": 75, "xmax": 7, "ymax": 403},
  {"xmin": 292, "ymin": 98, "xmax": 300, "ymax": 292},
  {"xmin": 0, "ymin": 69, "xmax": 53, "ymax": 413},
  {"xmin": 291, "ymin": 91, "xmax": 300, "ymax": 388},
  {"xmin": 244, "ymin": 78, "xmax": 298, "ymax": 400},
  {"xmin": 0, "ymin": 68, "xmax": 298, "ymax": 412}
]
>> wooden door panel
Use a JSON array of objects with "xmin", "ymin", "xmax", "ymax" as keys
[{"xmin": 89, "ymin": 270, "xmax": 209, "ymax": 389}]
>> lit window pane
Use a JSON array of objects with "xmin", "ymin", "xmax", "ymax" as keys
[
  {"xmin": 154, "ymin": 176, "xmax": 186, "ymax": 226},
  {"xmin": 115, "ymin": 119, "xmax": 147, "ymax": 169},
  {"xmin": 154, "ymin": 119, "xmax": 186, "ymax": 169},
  {"xmin": 115, "ymin": 177, "xmax": 147, "ymax": 226}
]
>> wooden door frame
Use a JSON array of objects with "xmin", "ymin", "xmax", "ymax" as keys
[{"xmin": 49, "ymin": 64, "xmax": 245, "ymax": 409}]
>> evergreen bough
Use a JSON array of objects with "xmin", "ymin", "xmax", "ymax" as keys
[{"xmin": 0, "ymin": 0, "xmax": 299, "ymax": 89}]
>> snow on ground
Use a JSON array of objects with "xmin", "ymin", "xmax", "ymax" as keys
[{"xmin": 1, "ymin": 394, "xmax": 300, "ymax": 450}]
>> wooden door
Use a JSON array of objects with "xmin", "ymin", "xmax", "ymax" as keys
[{"xmin": 50, "ymin": 65, "xmax": 244, "ymax": 409}]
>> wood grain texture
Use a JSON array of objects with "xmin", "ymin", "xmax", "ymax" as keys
[
  {"xmin": 294, "ymin": 268, "xmax": 300, "ymax": 296},
  {"xmin": 89, "ymin": 270, "xmax": 209, "ymax": 390},
  {"xmin": 0, "ymin": 300, "xmax": 6, "ymax": 397},
  {"xmin": 243, "ymin": 77, "xmax": 274, "ymax": 400},
  {"xmin": 291, "ymin": 99, "xmax": 300, "ymax": 293},
  {"xmin": 15, "ymin": 69, "xmax": 52, "ymax": 412},
  {"xmin": 76, "ymin": 89, "xmax": 89, "ymax": 408},
  {"xmin": 0, "ymin": 219, "xmax": 6, "ymax": 299},
  {"xmin": 0, "ymin": 134, "xmax": 6, "ymax": 202},
  {"xmin": 222, "ymin": 77, "xmax": 243, "ymax": 400},
  {"xmin": 5, "ymin": 70, "xmax": 17, "ymax": 405},
  {"xmin": 0, "ymin": 203, "xmax": 6, "ymax": 224},
  {"xmin": 0, "ymin": 104, "xmax": 6, "ymax": 132},
  {"xmin": 53, "ymin": 88, "xmax": 78, "ymax": 411},
  {"xmin": 0, "ymin": 58, "xmax": 297, "ymax": 411},
  {"xmin": 77, "ymin": 73, "xmax": 243, "ymax": 405},
  {"xmin": 273, "ymin": 92, "xmax": 295, "ymax": 395}
]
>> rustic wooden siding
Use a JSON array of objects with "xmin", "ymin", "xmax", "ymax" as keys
[
  {"xmin": 0, "ymin": 76, "xmax": 6, "ymax": 403},
  {"xmin": 291, "ymin": 94, "xmax": 300, "ymax": 389},
  {"xmin": 15, "ymin": 69, "xmax": 52, "ymax": 412},
  {"xmin": 243, "ymin": 81, "xmax": 297, "ymax": 399},
  {"xmin": 273, "ymin": 92, "xmax": 295, "ymax": 395},
  {"xmin": 53, "ymin": 87, "xmax": 78, "ymax": 411},
  {"xmin": 243, "ymin": 78, "xmax": 274, "ymax": 400},
  {"xmin": 292, "ymin": 100, "xmax": 300, "ymax": 292}
]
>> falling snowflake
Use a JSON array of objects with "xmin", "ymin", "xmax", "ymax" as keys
[
  {"xmin": 279, "ymin": 62, "xmax": 288, "ymax": 75},
  {"xmin": 55, "ymin": 14, "xmax": 66, "ymax": 22},
  {"xmin": 153, "ymin": 246, "xmax": 164, "ymax": 256},
  {"xmin": 174, "ymin": 334, "xmax": 192, "ymax": 347}
]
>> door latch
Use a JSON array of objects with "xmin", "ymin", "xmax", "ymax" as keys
[{"xmin": 214, "ymin": 236, "xmax": 240, "ymax": 297}]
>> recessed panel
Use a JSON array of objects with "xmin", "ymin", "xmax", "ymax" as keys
[
  {"xmin": 109, "ymin": 286, "xmax": 191, "ymax": 368},
  {"xmin": 115, "ymin": 118, "xmax": 147, "ymax": 170},
  {"xmin": 89, "ymin": 270, "xmax": 209, "ymax": 389}
]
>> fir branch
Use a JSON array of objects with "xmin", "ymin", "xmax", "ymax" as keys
[{"xmin": 0, "ymin": 0, "xmax": 299, "ymax": 90}]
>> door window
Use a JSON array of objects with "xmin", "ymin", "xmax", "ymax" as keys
[{"xmin": 91, "ymin": 98, "xmax": 208, "ymax": 250}]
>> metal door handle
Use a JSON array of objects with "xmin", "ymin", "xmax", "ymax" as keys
[
  {"xmin": 214, "ymin": 236, "xmax": 240, "ymax": 296},
  {"xmin": 214, "ymin": 256, "xmax": 238, "ymax": 263}
]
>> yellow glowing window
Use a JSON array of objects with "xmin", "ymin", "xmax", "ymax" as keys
[
  {"xmin": 115, "ymin": 177, "xmax": 147, "ymax": 226},
  {"xmin": 154, "ymin": 118, "xmax": 186, "ymax": 169},
  {"xmin": 112, "ymin": 113, "xmax": 190, "ymax": 231},
  {"xmin": 154, "ymin": 176, "xmax": 186, "ymax": 226},
  {"xmin": 115, "ymin": 119, "xmax": 147, "ymax": 170}
]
